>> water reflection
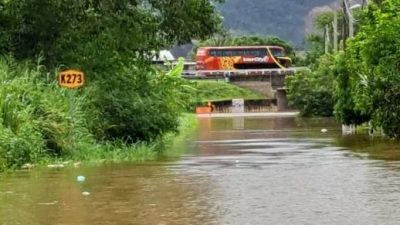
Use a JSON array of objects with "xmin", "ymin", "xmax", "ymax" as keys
[
  {"xmin": 190, "ymin": 117, "xmax": 400, "ymax": 224},
  {"xmin": 0, "ymin": 165, "xmax": 219, "ymax": 225},
  {"xmin": 2, "ymin": 116, "xmax": 400, "ymax": 225}
]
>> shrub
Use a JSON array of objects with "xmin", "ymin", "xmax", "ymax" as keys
[
  {"xmin": 0, "ymin": 59, "xmax": 45, "ymax": 170},
  {"xmin": 286, "ymin": 54, "xmax": 335, "ymax": 117},
  {"xmin": 0, "ymin": 57, "xmax": 95, "ymax": 171},
  {"xmin": 83, "ymin": 59, "xmax": 194, "ymax": 142}
]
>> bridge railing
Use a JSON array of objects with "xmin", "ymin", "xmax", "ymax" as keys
[{"xmin": 181, "ymin": 67, "xmax": 309, "ymax": 78}]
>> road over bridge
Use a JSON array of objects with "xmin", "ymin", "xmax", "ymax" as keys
[{"xmin": 183, "ymin": 67, "xmax": 308, "ymax": 111}]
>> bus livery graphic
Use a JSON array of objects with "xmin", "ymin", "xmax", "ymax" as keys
[{"xmin": 196, "ymin": 46, "xmax": 292, "ymax": 72}]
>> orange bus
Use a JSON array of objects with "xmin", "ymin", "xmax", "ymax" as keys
[{"xmin": 195, "ymin": 46, "xmax": 291, "ymax": 71}]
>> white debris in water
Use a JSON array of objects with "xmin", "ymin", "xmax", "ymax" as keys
[
  {"xmin": 82, "ymin": 191, "xmax": 90, "ymax": 196},
  {"xmin": 21, "ymin": 163, "xmax": 35, "ymax": 169},
  {"xmin": 77, "ymin": 175, "xmax": 86, "ymax": 183},
  {"xmin": 235, "ymin": 160, "xmax": 240, "ymax": 164},
  {"xmin": 47, "ymin": 164, "xmax": 65, "ymax": 169},
  {"xmin": 321, "ymin": 128, "xmax": 328, "ymax": 133},
  {"xmin": 37, "ymin": 201, "xmax": 58, "ymax": 206}
]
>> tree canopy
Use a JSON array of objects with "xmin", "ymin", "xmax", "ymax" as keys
[
  {"xmin": 0, "ymin": 0, "xmax": 223, "ymax": 68},
  {"xmin": 336, "ymin": 0, "xmax": 400, "ymax": 137}
]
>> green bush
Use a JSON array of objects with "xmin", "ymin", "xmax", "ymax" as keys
[
  {"xmin": 81, "ymin": 58, "xmax": 194, "ymax": 142},
  {"xmin": 0, "ymin": 59, "xmax": 44, "ymax": 170},
  {"xmin": 332, "ymin": 0, "xmax": 400, "ymax": 137},
  {"xmin": 286, "ymin": 54, "xmax": 335, "ymax": 117},
  {"xmin": 332, "ymin": 52, "xmax": 370, "ymax": 126},
  {"xmin": 0, "ymin": 57, "xmax": 96, "ymax": 170},
  {"xmin": 0, "ymin": 0, "xmax": 223, "ymax": 170}
]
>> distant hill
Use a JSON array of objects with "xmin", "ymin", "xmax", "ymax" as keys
[{"xmin": 217, "ymin": 0, "xmax": 335, "ymax": 47}]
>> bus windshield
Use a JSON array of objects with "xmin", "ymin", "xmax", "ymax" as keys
[{"xmin": 269, "ymin": 48, "xmax": 284, "ymax": 57}]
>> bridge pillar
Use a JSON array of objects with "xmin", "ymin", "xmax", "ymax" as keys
[{"xmin": 276, "ymin": 88, "xmax": 289, "ymax": 111}]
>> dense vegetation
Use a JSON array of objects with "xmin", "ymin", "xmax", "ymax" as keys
[
  {"xmin": 286, "ymin": 54, "xmax": 334, "ymax": 117},
  {"xmin": 194, "ymin": 36, "xmax": 294, "ymax": 54},
  {"xmin": 286, "ymin": 0, "xmax": 400, "ymax": 138},
  {"xmin": 0, "ymin": 0, "xmax": 222, "ymax": 171}
]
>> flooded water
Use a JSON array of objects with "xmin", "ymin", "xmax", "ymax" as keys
[{"xmin": 2, "ymin": 116, "xmax": 400, "ymax": 225}]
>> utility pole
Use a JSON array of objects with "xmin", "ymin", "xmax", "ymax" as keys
[
  {"xmin": 349, "ymin": 13, "xmax": 354, "ymax": 37},
  {"xmin": 362, "ymin": 0, "xmax": 367, "ymax": 8},
  {"xmin": 342, "ymin": 0, "xmax": 349, "ymax": 49},
  {"xmin": 344, "ymin": 0, "xmax": 354, "ymax": 38},
  {"xmin": 333, "ymin": 5, "xmax": 338, "ymax": 52},
  {"xmin": 325, "ymin": 24, "xmax": 330, "ymax": 54}
]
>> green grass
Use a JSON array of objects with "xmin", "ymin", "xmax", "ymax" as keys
[
  {"xmin": 23, "ymin": 113, "xmax": 198, "ymax": 169},
  {"xmin": 0, "ymin": 56, "xmax": 199, "ymax": 172},
  {"xmin": 193, "ymin": 80, "xmax": 265, "ymax": 102}
]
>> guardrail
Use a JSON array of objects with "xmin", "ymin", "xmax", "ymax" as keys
[{"xmin": 181, "ymin": 67, "xmax": 309, "ymax": 79}]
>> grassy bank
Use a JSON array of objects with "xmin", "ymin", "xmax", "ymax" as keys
[
  {"xmin": 193, "ymin": 80, "xmax": 264, "ymax": 102},
  {"xmin": 0, "ymin": 57, "xmax": 197, "ymax": 172},
  {"xmin": 61, "ymin": 113, "xmax": 198, "ymax": 164}
]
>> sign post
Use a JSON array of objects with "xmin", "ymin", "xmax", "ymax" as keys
[
  {"xmin": 58, "ymin": 69, "xmax": 85, "ymax": 150},
  {"xmin": 232, "ymin": 98, "xmax": 244, "ymax": 114}
]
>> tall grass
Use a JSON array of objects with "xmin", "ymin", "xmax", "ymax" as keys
[
  {"xmin": 0, "ymin": 58, "xmax": 124, "ymax": 170},
  {"xmin": 0, "ymin": 58, "xmax": 45, "ymax": 170},
  {"xmin": 0, "ymin": 57, "xmax": 197, "ymax": 172}
]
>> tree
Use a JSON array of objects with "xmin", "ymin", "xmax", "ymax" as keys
[
  {"xmin": 332, "ymin": 52, "xmax": 370, "ymax": 125},
  {"xmin": 286, "ymin": 54, "xmax": 335, "ymax": 117},
  {"xmin": 0, "ymin": 0, "xmax": 224, "ymax": 67},
  {"xmin": 0, "ymin": 0, "xmax": 224, "ymax": 142},
  {"xmin": 335, "ymin": 0, "xmax": 400, "ymax": 137}
]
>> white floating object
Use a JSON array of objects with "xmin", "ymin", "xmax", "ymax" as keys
[
  {"xmin": 235, "ymin": 160, "xmax": 240, "ymax": 164},
  {"xmin": 82, "ymin": 191, "xmax": 90, "ymax": 196},
  {"xmin": 77, "ymin": 176, "xmax": 86, "ymax": 183},
  {"xmin": 47, "ymin": 164, "xmax": 65, "ymax": 168},
  {"xmin": 321, "ymin": 128, "xmax": 328, "ymax": 133},
  {"xmin": 37, "ymin": 201, "xmax": 58, "ymax": 206},
  {"xmin": 22, "ymin": 163, "xmax": 35, "ymax": 169}
]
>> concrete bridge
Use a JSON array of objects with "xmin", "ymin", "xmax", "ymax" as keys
[{"xmin": 183, "ymin": 67, "xmax": 308, "ymax": 111}]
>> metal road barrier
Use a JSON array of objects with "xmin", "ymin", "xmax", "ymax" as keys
[{"xmin": 181, "ymin": 67, "xmax": 309, "ymax": 79}]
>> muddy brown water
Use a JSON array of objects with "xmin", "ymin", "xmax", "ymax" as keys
[{"xmin": 2, "ymin": 117, "xmax": 400, "ymax": 225}]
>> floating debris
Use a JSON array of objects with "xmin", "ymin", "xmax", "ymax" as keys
[
  {"xmin": 77, "ymin": 175, "xmax": 86, "ymax": 183},
  {"xmin": 47, "ymin": 164, "xmax": 65, "ymax": 169},
  {"xmin": 321, "ymin": 128, "xmax": 328, "ymax": 133},
  {"xmin": 37, "ymin": 201, "xmax": 58, "ymax": 206},
  {"xmin": 82, "ymin": 191, "xmax": 90, "ymax": 196},
  {"xmin": 73, "ymin": 162, "xmax": 81, "ymax": 168},
  {"xmin": 21, "ymin": 163, "xmax": 35, "ymax": 169}
]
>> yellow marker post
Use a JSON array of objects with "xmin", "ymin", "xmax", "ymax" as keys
[
  {"xmin": 58, "ymin": 69, "xmax": 85, "ymax": 89},
  {"xmin": 58, "ymin": 69, "xmax": 85, "ymax": 150}
]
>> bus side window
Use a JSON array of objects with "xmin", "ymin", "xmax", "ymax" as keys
[
  {"xmin": 216, "ymin": 50, "xmax": 223, "ymax": 57},
  {"xmin": 209, "ymin": 50, "xmax": 217, "ymax": 56},
  {"xmin": 260, "ymin": 49, "xmax": 268, "ymax": 57},
  {"xmin": 236, "ymin": 50, "xmax": 244, "ymax": 56},
  {"xmin": 271, "ymin": 49, "xmax": 283, "ymax": 57},
  {"xmin": 251, "ymin": 50, "xmax": 260, "ymax": 57},
  {"xmin": 225, "ymin": 50, "xmax": 233, "ymax": 56}
]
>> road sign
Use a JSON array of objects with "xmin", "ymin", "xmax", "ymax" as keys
[
  {"xmin": 59, "ymin": 69, "xmax": 85, "ymax": 89},
  {"xmin": 232, "ymin": 98, "xmax": 244, "ymax": 113}
]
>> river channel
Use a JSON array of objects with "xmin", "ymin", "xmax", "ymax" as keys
[{"xmin": 1, "ymin": 116, "xmax": 400, "ymax": 225}]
